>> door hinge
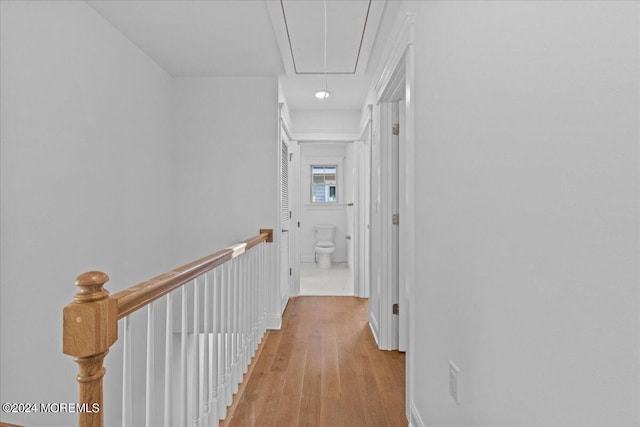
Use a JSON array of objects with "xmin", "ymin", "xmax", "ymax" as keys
[
  {"xmin": 392, "ymin": 303, "xmax": 399, "ymax": 315},
  {"xmin": 392, "ymin": 213, "xmax": 399, "ymax": 225},
  {"xmin": 392, "ymin": 123, "xmax": 400, "ymax": 135},
  {"xmin": 297, "ymin": 221, "xmax": 300, "ymax": 228},
  {"xmin": 289, "ymin": 210, "xmax": 292, "ymax": 219},
  {"xmin": 290, "ymin": 268, "xmax": 292, "ymax": 276},
  {"xmin": 289, "ymin": 153, "xmax": 293, "ymax": 161}
]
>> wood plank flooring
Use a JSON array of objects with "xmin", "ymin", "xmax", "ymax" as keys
[{"xmin": 221, "ymin": 296, "xmax": 406, "ymax": 427}]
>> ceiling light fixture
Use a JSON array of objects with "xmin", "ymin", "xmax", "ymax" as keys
[{"xmin": 316, "ymin": 0, "xmax": 330, "ymax": 99}]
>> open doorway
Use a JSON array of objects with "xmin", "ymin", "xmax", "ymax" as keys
[{"xmin": 296, "ymin": 141, "xmax": 355, "ymax": 296}]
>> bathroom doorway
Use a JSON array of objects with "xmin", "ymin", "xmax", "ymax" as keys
[{"xmin": 296, "ymin": 141, "xmax": 355, "ymax": 296}]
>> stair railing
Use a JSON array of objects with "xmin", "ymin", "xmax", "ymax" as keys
[{"xmin": 63, "ymin": 229, "xmax": 273, "ymax": 427}]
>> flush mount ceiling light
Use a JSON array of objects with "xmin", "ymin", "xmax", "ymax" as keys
[{"xmin": 315, "ymin": 0, "xmax": 330, "ymax": 99}]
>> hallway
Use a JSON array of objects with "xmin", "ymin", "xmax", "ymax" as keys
[
  {"xmin": 223, "ymin": 297, "xmax": 406, "ymax": 427},
  {"xmin": 2, "ymin": 2, "xmax": 638, "ymax": 426}
]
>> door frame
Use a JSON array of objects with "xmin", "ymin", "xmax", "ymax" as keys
[
  {"xmin": 373, "ymin": 101, "xmax": 399, "ymax": 351},
  {"xmin": 277, "ymin": 103, "xmax": 294, "ymax": 317},
  {"xmin": 289, "ymin": 126, "xmax": 361, "ymax": 298},
  {"xmin": 373, "ymin": 13, "xmax": 415, "ymax": 420},
  {"xmin": 355, "ymin": 105, "xmax": 372, "ymax": 299},
  {"xmin": 288, "ymin": 139, "xmax": 300, "ymax": 297}
]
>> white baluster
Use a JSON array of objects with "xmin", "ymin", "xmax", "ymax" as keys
[
  {"xmin": 202, "ymin": 272, "xmax": 210, "ymax": 425},
  {"xmin": 146, "ymin": 303, "xmax": 155, "ymax": 427},
  {"xmin": 246, "ymin": 251, "xmax": 250, "ymax": 365},
  {"xmin": 122, "ymin": 316, "xmax": 132, "ymax": 427},
  {"xmin": 256, "ymin": 245, "xmax": 261, "ymax": 339},
  {"xmin": 240, "ymin": 253, "xmax": 245, "ymax": 374},
  {"xmin": 231, "ymin": 257, "xmax": 241, "ymax": 394},
  {"xmin": 257, "ymin": 244, "xmax": 262, "ymax": 338},
  {"xmin": 241, "ymin": 253, "xmax": 248, "ymax": 373},
  {"xmin": 218, "ymin": 263, "xmax": 228, "ymax": 418},
  {"xmin": 245, "ymin": 250, "xmax": 251, "ymax": 364},
  {"xmin": 253, "ymin": 243, "xmax": 262, "ymax": 344},
  {"xmin": 258, "ymin": 245, "xmax": 267, "ymax": 338},
  {"xmin": 210, "ymin": 268, "xmax": 220, "ymax": 425},
  {"xmin": 192, "ymin": 277, "xmax": 200, "ymax": 426},
  {"xmin": 164, "ymin": 293, "xmax": 173, "ymax": 427},
  {"xmin": 250, "ymin": 249, "xmax": 256, "ymax": 359},
  {"xmin": 225, "ymin": 260, "xmax": 233, "ymax": 406},
  {"xmin": 181, "ymin": 285, "xmax": 188, "ymax": 427},
  {"xmin": 253, "ymin": 247, "xmax": 262, "ymax": 348},
  {"xmin": 251, "ymin": 247, "xmax": 257, "ymax": 353},
  {"xmin": 260, "ymin": 242, "xmax": 265, "ymax": 337},
  {"xmin": 232, "ymin": 256, "xmax": 238, "ymax": 395},
  {"xmin": 249, "ymin": 249, "xmax": 255, "ymax": 360}
]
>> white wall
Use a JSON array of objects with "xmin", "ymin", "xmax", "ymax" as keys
[
  {"xmin": 0, "ymin": 2, "xmax": 174, "ymax": 426},
  {"xmin": 290, "ymin": 109, "xmax": 360, "ymax": 133},
  {"xmin": 172, "ymin": 77, "xmax": 280, "ymax": 319},
  {"xmin": 377, "ymin": 1, "xmax": 639, "ymax": 425},
  {"xmin": 299, "ymin": 142, "xmax": 350, "ymax": 264}
]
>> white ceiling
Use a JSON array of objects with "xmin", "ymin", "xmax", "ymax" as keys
[
  {"xmin": 87, "ymin": 0, "xmax": 284, "ymax": 76},
  {"xmin": 86, "ymin": 0, "xmax": 395, "ymax": 111}
]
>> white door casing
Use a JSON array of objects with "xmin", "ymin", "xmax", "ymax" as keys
[
  {"xmin": 289, "ymin": 140, "xmax": 300, "ymax": 297},
  {"xmin": 372, "ymin": 13, "xmax": 415, "ymax": 420},
  {"xmin": 356, "ymin": 106, "xmax": 372, "ymax": 299},
  {"xmin": 278, "ymin": 103, "xmax": 294, "ymax": 316},
  {"xmin": 346, "ymin": 143, "xmax": 356, "ymax": 290}
]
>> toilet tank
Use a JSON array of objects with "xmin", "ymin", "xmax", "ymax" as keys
[{"xmin": 314, "ymin": 225, "xmax": 335, "ymax": 243}]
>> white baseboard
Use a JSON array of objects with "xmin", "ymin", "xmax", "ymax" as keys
[
  {"xmin": 266, "ymin": 313, "xmax": 281, "ymax": 330},
  {"xmin": 368, "ymin": 311, "xmax": 379, "ymax": 346},
  {"xmin": 409, "ymin": 400, "xmax": 425, "ymax": 427},
  {"xmin": 281, "ymin": 295, "xmax": 289, "ymax": 314},
  {"xmin": 267, "ymin": 296, "xmax": 290, "ymax": 330}
]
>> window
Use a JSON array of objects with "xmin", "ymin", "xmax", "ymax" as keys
[{"xmin": 311, "ymin": 165, "xmax": 337, "ymax": 203}]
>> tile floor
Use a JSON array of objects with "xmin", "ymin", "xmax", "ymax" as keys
[{"xmin": 299, "ymin": 262, "xmax": 354, "ymax": 296}]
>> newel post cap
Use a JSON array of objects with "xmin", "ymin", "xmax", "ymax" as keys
[{"xmin": 74, "ymin": 271, "xmax": 110, "ymax": 302}]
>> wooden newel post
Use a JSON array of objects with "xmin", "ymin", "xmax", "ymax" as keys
[{"xmin": 63, "ymin": 271, "xmax": 118, "ymax": 427}]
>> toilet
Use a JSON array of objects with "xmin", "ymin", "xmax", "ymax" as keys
[{"xmin": 314, "ymin": 225, "xmax": 336, "ymax": 269}]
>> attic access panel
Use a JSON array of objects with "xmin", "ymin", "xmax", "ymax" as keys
[{"xmin": 281, "ymin": 0, "xmax": 371, "ymax": 74}]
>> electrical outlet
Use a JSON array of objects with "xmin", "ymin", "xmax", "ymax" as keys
[{"xmin": 449, "ymin": 360, "xmax": 460, "ymax": 404}]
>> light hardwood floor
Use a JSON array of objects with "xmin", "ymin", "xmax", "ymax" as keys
[{"xmin": 222, "ymin": 296, "xmax": 406, "ymax": 427}]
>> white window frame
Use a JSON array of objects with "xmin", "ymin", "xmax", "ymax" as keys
[{"xmin": 310, "ymin": 164, "xmax": 338, "ymax": 204}]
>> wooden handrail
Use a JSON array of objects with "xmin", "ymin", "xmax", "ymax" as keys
[
  {"xmin": 114, "ymin": 229, "xmax": 272, "ymax": 318},
  {"xmin": 63, "ymin": 229, "xmax": 273, "ymax": 427},
  {"xmin": 113, "ymin": 248, "xmax": 232, "ymax": 318}
]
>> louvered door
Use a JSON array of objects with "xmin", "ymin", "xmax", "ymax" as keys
[{"xmin": 280, "ymin": 136, "xmax": 290, "ymax": 303}]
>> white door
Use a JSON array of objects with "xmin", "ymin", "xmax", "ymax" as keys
[
  {"xmin": 391, "ymin": 102, "xmax": 400, "ymax": 349},
  {"xmin": 398, "ymin": 100, "xmax": 407, "ymax": 352},
  {"xmin": 371, "ymin": 102, "xmax": 401, "ymax": 350},
  {"xmin": 280, "ymin": 134, "xmax": 290, "ymax": 309}
]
